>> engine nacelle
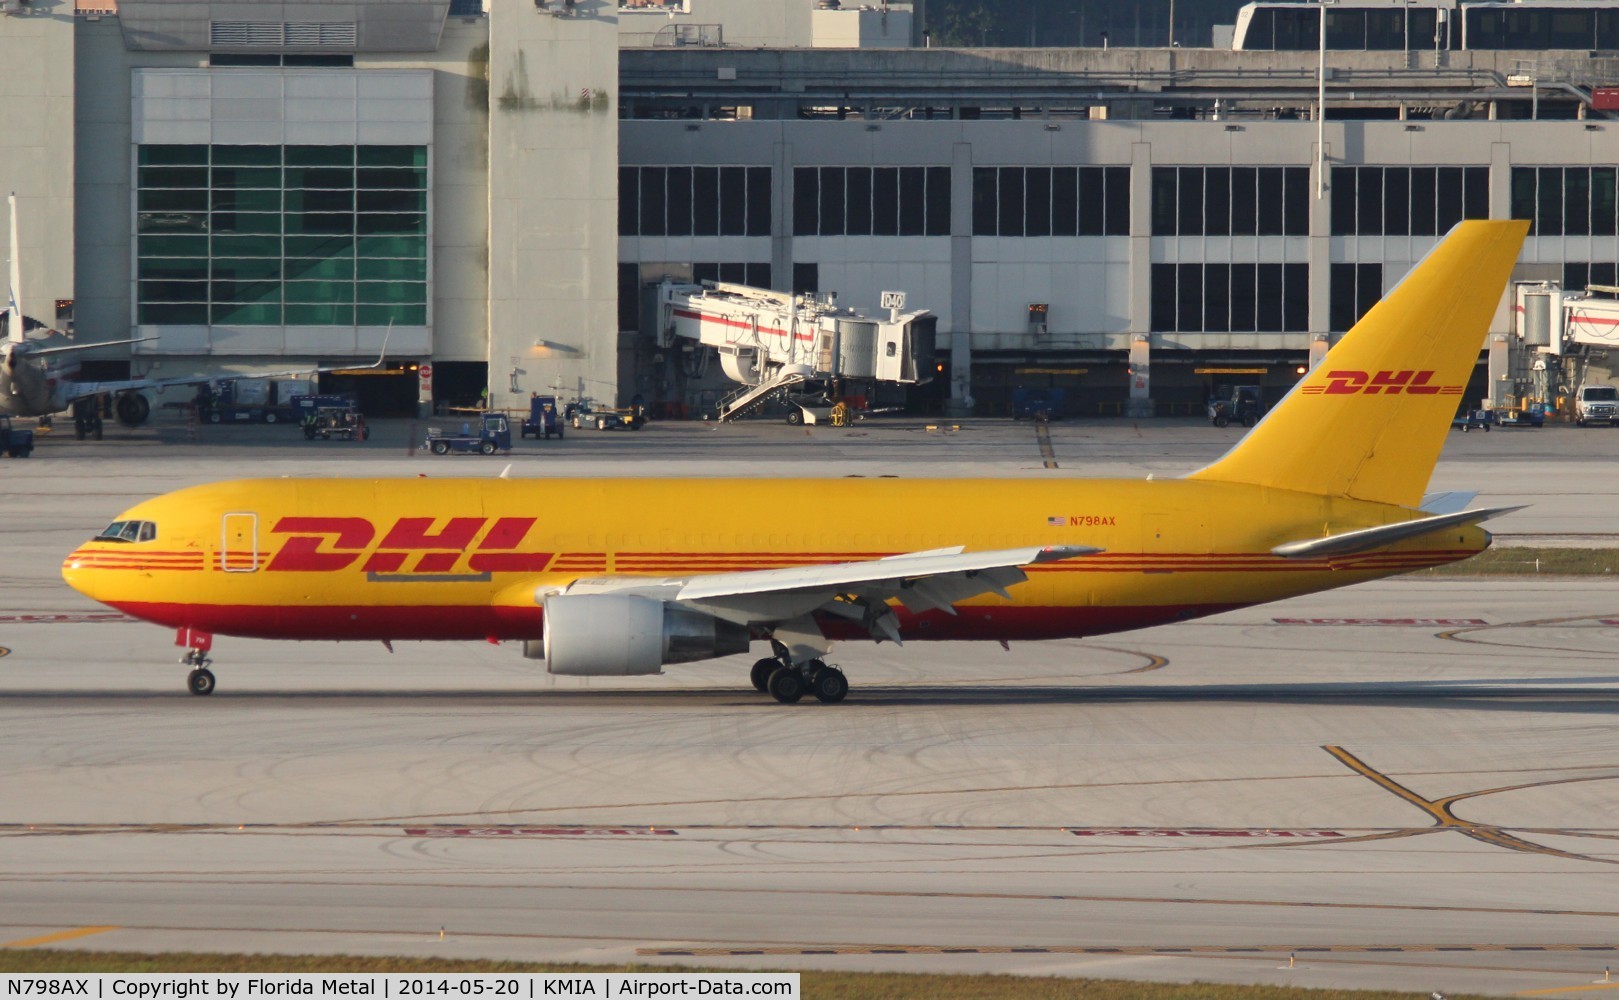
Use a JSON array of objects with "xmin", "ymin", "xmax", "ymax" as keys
[{"xmin": 528, "ymin": 594, "xmax": 750, "ymax": 676}]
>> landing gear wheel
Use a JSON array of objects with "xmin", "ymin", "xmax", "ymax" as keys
[
  {"xmin": 812, "ymin": 667, "xmax": 848, "ymax": 703},
  {"xmin": 186, "ymin": 668, "xmax": 216, "ymax": 696},
  {"xmin": 767, "ymin": 666, "xmax": 804, "ymax": 704},
  {"xmin": 750, "ymin": 657, "xmax": 780, "ymax": 693}
]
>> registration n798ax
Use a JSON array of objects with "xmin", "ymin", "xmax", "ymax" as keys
[{"xmin": 64, "ymin": 221, "xmax": 1528, "ymax": 703}]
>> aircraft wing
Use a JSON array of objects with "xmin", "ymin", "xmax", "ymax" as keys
[
  {"xmin": 562, "ymin": 544, "xmax": 1100, "ymax": 645},
  {"xmin": 64, "ymin": 324, "xmax": 395, "ymax": 403}
]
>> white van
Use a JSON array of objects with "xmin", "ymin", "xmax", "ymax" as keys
[{"xmin": 1576, "ymin": 384, "xmax": 1619, "ymax": 426}]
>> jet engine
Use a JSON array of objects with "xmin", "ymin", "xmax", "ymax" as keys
[
  {"xmin": 114, "ymin": 391, "xmax": 151, "ymax": 427},
  {"xmin": 526, "ymin": 594, "xmax": 750, "ymax": 676}
]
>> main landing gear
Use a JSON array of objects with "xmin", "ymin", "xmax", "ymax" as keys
[
  {"xmin": 177, "ymin": 627, "xmax": 216, "ymax": 696},
  {"xmin": 750, "ymin": 641, "xmax": 848, "ymax": 705}
]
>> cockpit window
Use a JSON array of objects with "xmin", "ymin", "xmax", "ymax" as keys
[{"xmin": 95, "ymin": 520, "xmax": 157, "ymax": 543}]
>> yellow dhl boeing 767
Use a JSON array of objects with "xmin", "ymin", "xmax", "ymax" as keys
[{"xmin": 64, "ymin": 221, "xmax": 1528, "ymax": 702}]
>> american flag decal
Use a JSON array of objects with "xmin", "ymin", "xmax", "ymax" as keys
[{"xmin": 1047, "ymin": 516, "xmax": 1066, "ymax": 527}]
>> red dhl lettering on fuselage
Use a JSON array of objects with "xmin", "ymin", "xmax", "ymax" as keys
[
  {"xmin": 1298, "ymin": 370, "xmax": 1464, "ymax": 396},
  {"xmin": 265, "ymin": 516, "xmax": 550, "ymax": 574}
]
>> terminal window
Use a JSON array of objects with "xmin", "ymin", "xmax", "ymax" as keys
[
  {"xmin": 136, "ymin": 144, "xmax": 428, "ymax": 327},
  {"xmin": 1329, "ymin": 167, "xmax": 1488, "ymax": 237},
  {"xmin": 1330, "ymin": 262, "xmax": 1383, "ymax": 332},
  {"xmin": 1150, "ymin": 167, "xmax": 1309, "ymax": 237},
  {"xmin": 1149, "ymin": 263, "xmax": 1308, "ymax": 333},
  {"xmin": 620, "ymin": 166, "xmax": 770, "ymax": 238},
  {"xmin": 1511, "ymin": 167, "xmax": 1619, "ymax": 238},
  {"xmin": 971, "ymin": 167, "xmax": 1128, "ymax": 238},
  {"xmin": 1564, "ymin": 263, "xmax": 1619, "ymax": 292},
  {"xmin": 793, "ymin": 167, "xmax": 950, "ymax": 238}
]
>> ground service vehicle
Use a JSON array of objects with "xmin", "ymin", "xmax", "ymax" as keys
[
  {"xmin": 425, "ymin": 414, "xmax": 513, "ymax": 455},
  {"xmin": 1208, "ymin": 385, "xmax": 1264, "ymax": 428},
  {"xmin": 1011, "ymin": 387, "xmax": 1065, "ymax": 421},
  {"xmin": 0, "ymin": 415, "xmax": 34, "ymax": 457},
  {"xmin": 302, "ymin": 404, "xmax": 366, "ymax": 442},
  {"xmin": 520, "ymin": 395, "xmax": 564, "ymax": 439},
  {"xmin": 63, "ymin": 222, "xmax": 1532, "ymax": 703},
  {"xmin": 1575, "ymin": 385, "xmax": 1619, "ymax": 426},
  {"xmin": 571, "ymin": 402, "xmax": 644, "ymax": 431}
]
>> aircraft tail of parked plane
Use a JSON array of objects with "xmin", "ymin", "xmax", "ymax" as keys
[
  {"xmin": 1190, "ymin": 221, "xmax": 1524, "ymax": 508},
  {"xmin": 63, "ymin": 221, "xmax": 1530, "ymax": 702}
]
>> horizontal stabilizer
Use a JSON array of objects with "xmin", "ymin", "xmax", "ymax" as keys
[{"xmin": 1272, "ymin": 505, "xmax": 1525, "ymax": 559}]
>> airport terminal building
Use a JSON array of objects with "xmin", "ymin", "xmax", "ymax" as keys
[{"xmin": 3, "ymin": 0, "xmax": 1617, "ymax": 416}]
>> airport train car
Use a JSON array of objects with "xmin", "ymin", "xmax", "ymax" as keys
[{"xmin": 1232, "ymin": 0, "xmax": 1619, "ymax": 52}]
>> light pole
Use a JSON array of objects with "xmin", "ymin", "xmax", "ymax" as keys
[
  {"xmin": 1167, "ymin": 0, "xmax": 1174, "ymax": 47},
  {"xmin": 1317, "ymin": 0, "xmax": 1331, "ymax": 199}
]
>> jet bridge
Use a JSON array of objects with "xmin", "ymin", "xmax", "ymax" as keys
[
  {"xmin": 1497, "ymin": 281, "xmax": 1619, "ymax": 418},
  {"xmin": 656, "ymin": 281, "xmax": 936, "ymax": 423}
]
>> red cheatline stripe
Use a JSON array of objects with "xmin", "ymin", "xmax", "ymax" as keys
[{"xmin": 672, "ymin": 308, "xmax": 815, "ymax": 343}]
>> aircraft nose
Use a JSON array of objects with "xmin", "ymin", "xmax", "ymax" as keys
[{"xmin": 61, "ymin": 548, "xmax": 100, "ymax": 601}]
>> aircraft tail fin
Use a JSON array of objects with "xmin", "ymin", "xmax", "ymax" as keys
[
  {"xmin": 7, "ymin": 192, "xmax": 23, "ymax": 345},
  {"xmin": 1187, "ymin": 220, "xmax": 1528, "ymax": 508}
]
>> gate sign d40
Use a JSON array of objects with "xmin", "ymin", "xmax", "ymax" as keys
[{"xmin": 880, "ymin": 290, "xmax": 907, "ymax": 311}]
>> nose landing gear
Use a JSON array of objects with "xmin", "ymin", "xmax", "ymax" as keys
[{"xmin": 177, "ymin": 627, "xmax": 216, "ymax": 696}]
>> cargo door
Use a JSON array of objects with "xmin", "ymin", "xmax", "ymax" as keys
[{"xmin": 221, "ymin": 512, "xmax": 259, "ymax": 573}]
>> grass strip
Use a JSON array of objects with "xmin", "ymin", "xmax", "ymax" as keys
[
  {"xmin": 1422, "ymin": 546, "xmax": 1619, "ymax": 576},
  {"xmin": 0, "ymin": 948, "xmax": 1493, "ymax": 1000}
]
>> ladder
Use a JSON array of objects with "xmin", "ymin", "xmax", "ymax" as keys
[{"xmin": 716, "ymin": 368, "xmax": 809, "ymax": 423}]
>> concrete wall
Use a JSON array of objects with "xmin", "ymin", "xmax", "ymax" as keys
[
  {"xmin": 0, "ymin": 1, "xmax": 76, "ymax": 337},
  {"xmin": 487, "ymin": 0, "xmax": 620, "ymax": 408},
  {"xmin": 365, "ymin": 20, "xmax": 490, "ymax": 363}
]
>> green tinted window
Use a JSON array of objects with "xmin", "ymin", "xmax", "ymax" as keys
[
  {"xmin": 212, "ymin": 189, "xmax": 281, "ymax": 213},
  {"xmin": 285, "ymin": 235, "xmax": 355, "ymax": 258},
  {"xmin": 212, "ymin": 302, "xmax": 283, "ymax": 325},
  {"xmin": 358, "ymin": 146, "xmax": 427, "ymax": 167},
  {"xmin": 139, "ymin": 280, "xmax": 208, "ymax": 303},
  {"xmin": 357, "ymin": 214, "xmax": 425, "ymax": 235},
  {"xmin": 286, "ymin": 303, "xmax": 356, "ymax": 325},
  {"xmin": 357, "ymin": 236, "xmax": 426, "ymax": 258},
  {"xmin": 356, "ymin": 258, "xmax": 426, "ymax": 281},
  {"xmin": 358, "ymin": 304, "xmax": 426, "ymax": 325},
  {"xmin": 211, "ymin": 235, "xmax": 282, "ymax": 257},
  {"xmin": 139, "ymin": 257, "xmax": 208, "ymax": 280},
  {"xmin": 140, "ymin": 189, "xmax": 208, "ymax": 212},
  {"xmin": 286, "ymin": 146, "xmax": 355, "ymax": 167},
  {"xmin": 284, "ymin": 281, "xmax": 355, "ymax": 304},
  {"xmin": 358, "ymin": 168, "xmax": 426, "ymax": 190},
  {"xmin": 357, "ymin": 282, "xmax": 426, "ymax": 304},
  {"xmin": 212, "ymin": 167, "xmax": 281, "ymax": 189},
  {"xmin": 139, "ymin": 235, "xmax": 208, "ymax": 257},
  {"xmin": 212, "ymin": 213, "xmax": 281, "ymax": 235},
  {"xmin": 212, "ymin": 280, "xmax": 283, "ymax": 305},
  {"xmin": 283, "ymin": 257, "xmax": 355, "ymax": 281},
  {"xmin": 358, "ymin": 190, "xmax": 427, "ymax": 213},
  {"xmin": 285, "ymin": 167, "xmax": 355, "ymax": 190},
  {"xmin": 138, "ymin": 303, "xmax": 209, "ymax": 323},
  {"xmin": 285, "ymin": 213, "xmax": 355, "ymax": 236},
  {"xmin": 138, "ymin": 144, "xmax": 427, "ymax": 328},
  {"xmin": 139, "ymin": 145, "xmax": 207, "ymax": 166},
  {"xmin": 137, "ymin": 212, "xmax": 208, "ymax": 234},
  {"xmin": 212, "ymin": 258, "xmax": 282, "ymax": 281},
  {"xmin": 214, "ymin": 145, "xmax": 282, "ymax": 166},
  {"xmin": 140, "ymin": 167, "xmax": 210, "ymax": 189}
]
